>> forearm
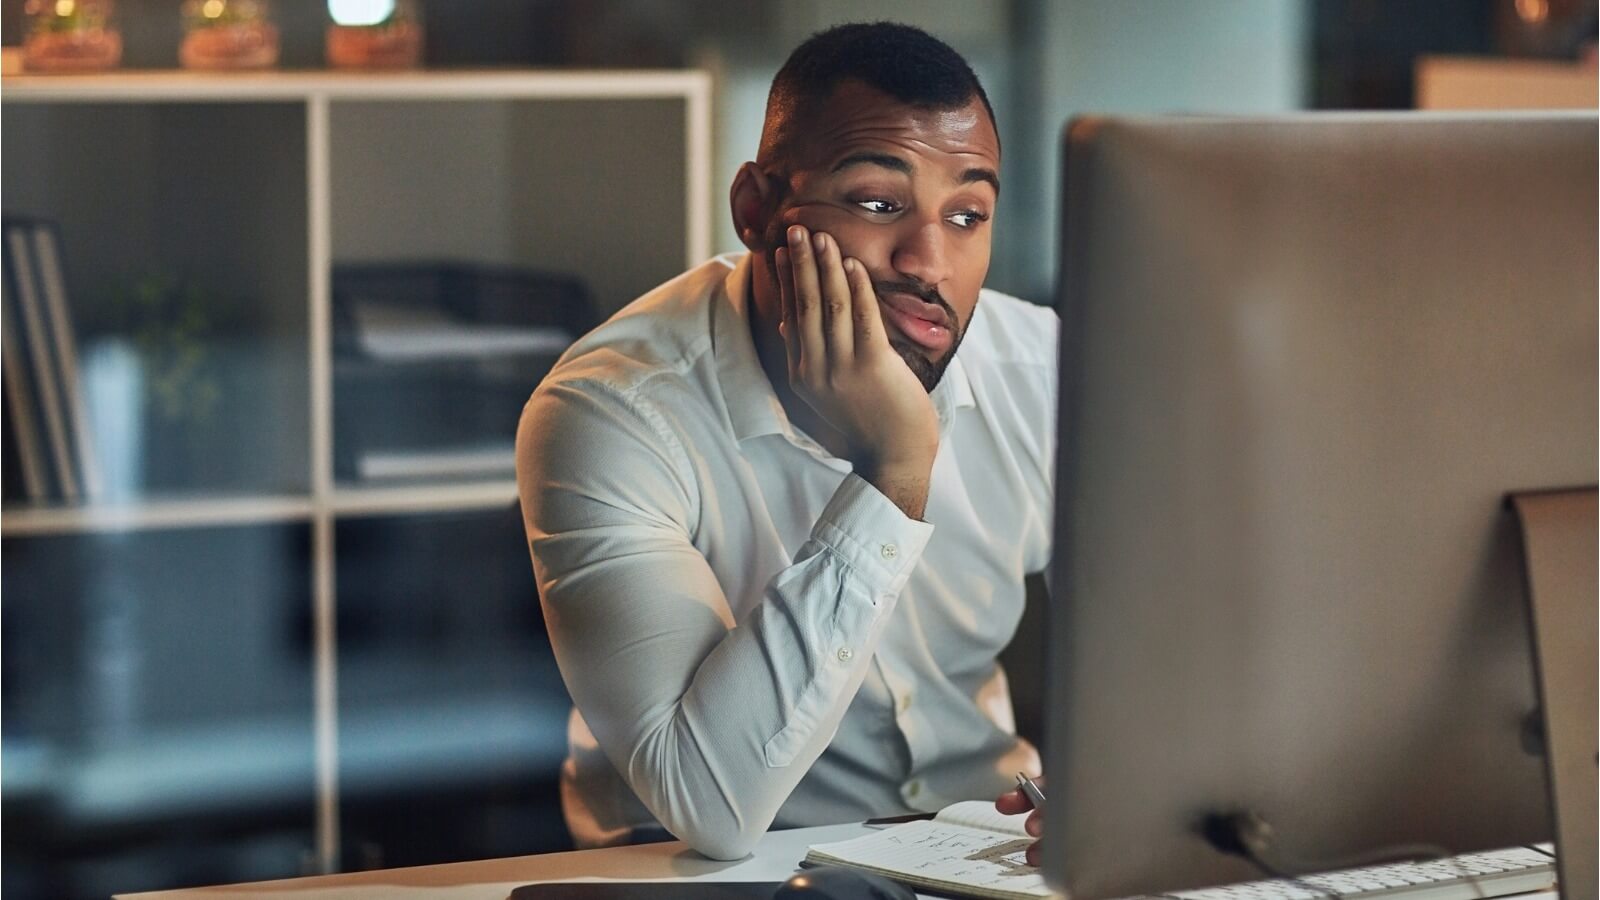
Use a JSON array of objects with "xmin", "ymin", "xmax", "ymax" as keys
[
  {"xmin": 616, "ymin": 588, "xmax": 891, "ymax": 858},
  {"xmin": 536, "ymin": 474, "xmax": 933, "ymax": 858}
]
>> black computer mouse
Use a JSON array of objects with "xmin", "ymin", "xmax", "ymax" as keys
[{"xmin": 773, "ymin": 866, "xmax": 916, "ymax": 900}]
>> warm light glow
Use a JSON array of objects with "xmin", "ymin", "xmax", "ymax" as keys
[
  {"xmin": 202, "ymin": 0, "xmax": 225, "ymax": 18},
  {"xmin": 1515, "ymin": 0, "xmax": 1550, "ymax": 24},
  {"xmin": 53, "ymin": 0, "xmax": 75, "ymax": 17},
  {"xmin": 327, "ymin": 0, "xmax": 395, "ymax": 27}
]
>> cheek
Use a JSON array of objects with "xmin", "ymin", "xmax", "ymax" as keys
[{"xmin": 784, "ymin": 207, "xmax": 893, "ymax": 266}]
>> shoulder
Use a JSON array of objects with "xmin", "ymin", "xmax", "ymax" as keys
[
  {"xmin": 950, "ymin": 289, "xmax": 1059, "ymax": 481},
  {"xmin": 958, "ymin": 288, "xmax": 1060, "ymax": 403},
  {"xmin": 964, "ymin": 288, "xmax": 1059, "ymax": 368},
  {"xmin": 543, "ymin": 255, "xmax": 739, "ymax": 397},
  {"xmin": 520, "ymin": 257, "xmax": 742, "ymax": 490}
]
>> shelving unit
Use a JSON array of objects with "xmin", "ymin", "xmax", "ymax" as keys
[{"xmin": 1, "ymin": 69, "xmax": 712, "ymax": 893}]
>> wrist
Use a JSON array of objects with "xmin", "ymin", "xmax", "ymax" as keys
[
  {"xmin": 851, "ymin": 435, "xmax": 937, "ymax": 476},
  {"xmin": 860, "ymin": 456, "xmax": 934, "ymax": 520}
]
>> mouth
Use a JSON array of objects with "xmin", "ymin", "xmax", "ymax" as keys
[{"xmin": 877, "ymin": 291, "xmax": 954, "ymax": 354}]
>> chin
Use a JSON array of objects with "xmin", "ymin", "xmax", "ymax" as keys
[{"xmin": 892, "ymin": 341, "xmax": 947, "ymax": 393}]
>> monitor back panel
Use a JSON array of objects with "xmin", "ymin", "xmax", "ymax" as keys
[{"xmin": 1046, "ymin": 113, "xmax": 1596, "ymax": 898}]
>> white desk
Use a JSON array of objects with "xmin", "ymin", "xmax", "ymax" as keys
[
  {"xmin": 116, "ymin": 823, "xmax": 1561, "ymax": 900},
  {"xmin": 116, "ymin": 821, "xmax": 879, "ymax": 900}
]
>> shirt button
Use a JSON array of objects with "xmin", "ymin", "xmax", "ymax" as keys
[
  {"xmin": 880, "ymin": 543, "xmax": 898, "ymax": 560},
  {"xmin": 906, "ymin": 779, "xmax": 922, "ymax": 798},
  {"xmin": 836, "ymin": 647, "xmax": 853, "ymax": 662},
  {"xmin": 898, "ymin": 692, "xmax": 913, "ymax": 713}
]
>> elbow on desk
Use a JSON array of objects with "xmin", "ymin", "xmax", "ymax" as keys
[
  {"xmin": 681, "ymin": 822, "xmax": 764, "ymax": 861},
  {"xmin": 624, "ymin": 721, "xmax": 774, "ymax": 860},
  {"xmin": 642, "ymin": 784, "xmax": 767, "ymax": 860}
]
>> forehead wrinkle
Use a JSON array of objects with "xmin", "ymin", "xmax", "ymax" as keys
[
  {"xmin": 820, "ymin": 141, "xmax": 999, "ymax": 197},
  {"xmin": 815, "ymin": 118, "xmax": 995, "ymax": 159},
  {"xmin": 798, "ymin": 96, "xmax": 996, "ymax": 168}
]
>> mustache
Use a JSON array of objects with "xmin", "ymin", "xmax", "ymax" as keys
[{"xmin": 873, "ymin": 279, "xmax": 956, "ymax": 324}]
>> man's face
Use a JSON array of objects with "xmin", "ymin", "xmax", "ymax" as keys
[{"xmin": 764, "ymin": 81, "xmax": 1000, "ymax": 391}]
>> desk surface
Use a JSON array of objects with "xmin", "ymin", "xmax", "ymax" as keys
[
  {"xmin": 116, "ymin": 822, "xmax": 1562, "ymax": 900},
  {"xmin": 117, "ymin": 822, "xmax": 876, "ymax": 900}
]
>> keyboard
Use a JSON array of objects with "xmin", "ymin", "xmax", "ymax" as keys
[{"xmin": 1160, "ymin": 845, "xmax": 1556, "ymax": 899}]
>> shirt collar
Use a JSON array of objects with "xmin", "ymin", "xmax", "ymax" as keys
[
  {"xmin": 713, "ymin": 252, "xmax": 789, "ymax": 443},
  {"xmin": 711, "ymin": 251, "xmax": 977, "ymax": 445}
]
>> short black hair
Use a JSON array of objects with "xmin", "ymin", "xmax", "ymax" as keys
[{"xmin": 758, "ymin": 21, "xmax": 998, "ymax": 165}]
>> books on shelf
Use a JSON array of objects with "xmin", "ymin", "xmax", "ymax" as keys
[
  {"xmin": 803, "ymin": 801, "xmax": 1051, "ymax": 900},
  {"xmin": 2, "ymin": 217, "xmax": 101, "ymax": 505},
  {"xmin": 1, "ymin": 285, "xmax": 49, "ymax": 502}
]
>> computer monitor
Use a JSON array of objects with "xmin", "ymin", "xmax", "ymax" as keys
[{"xmin": 1043, "ymin": 113, "xmax": 1596, "ymax": 899}]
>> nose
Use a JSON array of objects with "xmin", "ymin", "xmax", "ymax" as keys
[{"xmin": 890, "ymin": 218, "xmax": 952, "ymax": 290}]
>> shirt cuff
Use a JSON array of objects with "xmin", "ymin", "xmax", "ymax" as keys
[{"xmin": 810, "ymin": 473, "xmax": 935, "ymax": 588}]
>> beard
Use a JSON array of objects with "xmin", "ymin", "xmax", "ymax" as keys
[{"xmin": 893, "ymin": 331, "xmax": 962, "ymax": 393}]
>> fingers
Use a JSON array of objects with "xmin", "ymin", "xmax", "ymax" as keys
[
  {"xmin": 843, "ymin": 253, "xmax": 885, "ymax": 351},
  {"xmin": 786, "ymin": 225, "xmax": 826, "ymax": 372},
  {"xmin": 994, "ymin": 788, "xmax": 1032, "ymax": 815},
  {"xmin": 812, "ymin": 232, "xmax": 854, "ymax": 361},
  {"xmin": 997, "ymin": 784, "xmax": 1046, "ymax": 871},
  {"xmin": 774, "ymin": 247, "xmax": 800, "ymax": 382}
]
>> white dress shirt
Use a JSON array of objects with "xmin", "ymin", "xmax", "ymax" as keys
[{"xmin": 516, "ymin": 252, "xmax": 1058, "ymax": 859}]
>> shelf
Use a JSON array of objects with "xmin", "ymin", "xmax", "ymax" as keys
[
  {"xmin": 329, "ymin": 480, "xmax": 519, "ymax": 518},
  {"xmin": 3, "ymin": 692, "xmax": 567, "ymax": 828},
  {"xmin": 1417, "ymin": 56, "xmax": 1598, "ymax": 110},
  {"xmin": 1, "ymin": 68, "xmax": 711, "ymax": 103},
  {"xmin": 1, "ymin": 493, "xmax": 315, "ymax": 536},
  {"xmin": 1, "ymin": 67, "xmax": 711, "ymax": 884},
  {"xmin": 0, "ymin": 481, "xmax": 528, "ymax": 535}
]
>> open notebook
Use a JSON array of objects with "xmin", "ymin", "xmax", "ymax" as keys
[{"xmin": 804, "ymin": 801, "xmax": 1053, "ymax": 899}]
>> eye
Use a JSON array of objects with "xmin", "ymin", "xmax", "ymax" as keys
[
  {"xmin": 855, "ymin": 198, "xmax": 900, "ymax": 215},
  {"xmin": 948, "ymin": 210, "xmax": 991, "ymax": 229}
]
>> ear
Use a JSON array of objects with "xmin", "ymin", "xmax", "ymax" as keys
[{"xmin": 730, "ymin": 162, "xmax": 782, "ymax": 253}]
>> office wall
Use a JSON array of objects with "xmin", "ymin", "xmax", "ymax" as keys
[
  {"xmin": 1005, "ymin": 0, "xmax": 1311, "ymax": 302},
  {"xmin": 695, "ymin": 0, "xmax": 1310, "ymax": 303}
]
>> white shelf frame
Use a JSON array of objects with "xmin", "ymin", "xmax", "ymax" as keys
[
  {"xmin": 1, "ymin": 69, "xmax": 714, "ymax": 874},
  {"xmin": 0, "ymin": 494, "xmax": 316, "ymax": 536}
]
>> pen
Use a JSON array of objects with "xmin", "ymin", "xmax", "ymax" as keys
[{"xmin": 1015, "ymin": 772, "xmax": 1047, "ymax": 811}]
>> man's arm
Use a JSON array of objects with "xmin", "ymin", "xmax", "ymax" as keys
[{"xmin": 516, "ymin": 378, "xmax": 932, "ymax": 860}]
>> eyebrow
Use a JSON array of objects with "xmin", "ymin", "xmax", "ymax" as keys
[{"xmin": 830, "ymin": 152, "xmax": 1001, "ymax": 196}]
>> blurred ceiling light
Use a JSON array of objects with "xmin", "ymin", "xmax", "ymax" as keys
[
  {"xmin": 202, "ymin": 0, "xmax": 224, "ymax": 17},
  {"xmin": 53, "ymin": 0, "xmax": 75, "ymax": 17},
  {"xmin": 327, "ymin": 0, "xmax": 394, "ymax": 27},
  {"xmin": 1515, "ymin": 0, "xmax": 1550, "ymax": 25}
]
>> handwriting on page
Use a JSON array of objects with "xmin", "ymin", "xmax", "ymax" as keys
[
  {"xmin": 882, "ymin": 827, "xmax": 1037, "ymax": 880},
  {"xmin": 815, "ymin": 820, "xmax": 1053, "ymax": 897}
]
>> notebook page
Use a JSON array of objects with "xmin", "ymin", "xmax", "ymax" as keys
[
  {"xmin": 934, "ymin": 800, "xmax": 1034, "ymax": 837},
  {"xmin": 805, "ymin": 819, "xmax": 1053, "ymax": 900}
]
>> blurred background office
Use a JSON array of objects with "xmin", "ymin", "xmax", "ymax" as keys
[{"xmin": 1, "ymin": 2, "xmax": 1594, "ymax": 898}]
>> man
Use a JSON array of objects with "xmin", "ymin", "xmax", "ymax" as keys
[{"xmin": 517, "ymin": 22, "xmax": 1056, "ymax": 860}]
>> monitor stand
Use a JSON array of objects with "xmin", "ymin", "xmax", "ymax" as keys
[{"xmin": 1509, "ymin": 487, "xmax": 1597, "ymax": 900}]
